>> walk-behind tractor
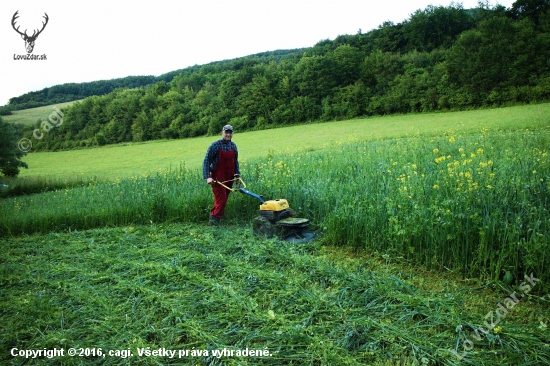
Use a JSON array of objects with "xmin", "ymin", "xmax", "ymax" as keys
[{"xmin": 213, "ymin": 178, "xmax": 316, "ymax": 243}]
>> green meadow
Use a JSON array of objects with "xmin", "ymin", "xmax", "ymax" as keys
[
  {"xmin": 14, "ymin": 103, "xmax": 550, "ymax": 180},
  {"xmin": 1, "ymin": 104, "xmax": 549, "ymax": 364},
  {"xmin": 3, "ymin": 101, "xmax": 79, "ymax": 126}
]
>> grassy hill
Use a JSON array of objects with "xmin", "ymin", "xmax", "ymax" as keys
[{"xmin": 3, "ymin": 100, "xmax": 80, "ymax": 126}]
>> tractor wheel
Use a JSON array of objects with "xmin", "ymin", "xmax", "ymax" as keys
[{"xmin": 253, "ymin": 216, "xmax": 274, "ymax": 238}]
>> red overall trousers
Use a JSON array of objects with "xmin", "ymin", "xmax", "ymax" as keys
[{"xmin": 210, "ymin": 145, "xmax": 236, "ymax": 218}]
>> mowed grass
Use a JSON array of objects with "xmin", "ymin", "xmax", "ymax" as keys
[
  {"xmin": 1, "ymin": 223, "xmax": 548, "ymax": 365},
  {"xmin": 15, "ymin": 103, "xmax": 550, "ymax": 181},
  {"xmin": 3, "ymin": 100, "xmax": 79, "ymax": 126}
]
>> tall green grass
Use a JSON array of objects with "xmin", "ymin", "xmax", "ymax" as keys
[
  {"xmin": 1, "ymin": 127, "xmax": 548, "ymax": 288},
  {"xmin": 0, "ymin": 174, "xmax": 98, "ymax": 198},
  {"xmin": 1, "ymin": 164, "xmax": 216, "ymax": 234},
  {"xmin": 281, "ymin": 128, "xmax": 550, "ymax": 286}
]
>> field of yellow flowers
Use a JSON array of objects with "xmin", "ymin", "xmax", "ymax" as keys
[{"xmin": 244, "ymin": 127, "xmax": 549, "ymax": 287}]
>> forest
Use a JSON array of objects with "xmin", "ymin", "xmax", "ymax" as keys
[{"xmin": 11, "ymin": 0, "xmax": 550, "ymax": 151}]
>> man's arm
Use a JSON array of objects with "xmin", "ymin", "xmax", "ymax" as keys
[
  {"xmin": 234, "ymin": 143, "xmax": 241, "ymax": 176},
  {"xmin": 202, "ymin": 142, "xmax": 216, "ymax": 180}
]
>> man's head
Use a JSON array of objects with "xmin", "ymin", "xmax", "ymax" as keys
[{"xmin": 222, "ymin": 125, "xmax": 233, "ymax": 141}]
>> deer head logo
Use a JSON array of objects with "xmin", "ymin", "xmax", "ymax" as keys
[{"xmin": 12, "ymin": 11, "xmax": 49, "ymax": 54}]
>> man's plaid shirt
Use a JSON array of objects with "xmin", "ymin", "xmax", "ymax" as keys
[{"xmin": 202, "ymin": 139, "xmax": 240, "ymax": 179}]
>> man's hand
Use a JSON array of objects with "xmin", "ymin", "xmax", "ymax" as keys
[{"xmin": 207, "ymin": 178, "xmax": 214, "ymax": 185}]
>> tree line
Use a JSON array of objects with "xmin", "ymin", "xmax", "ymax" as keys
[
  {"xmin": 13, "ymin": 1, "xmax": 550, "ymax": 152},
  {"xmin": 0, "ymin": 50, "xmax": 305, "ymax": 116},
  {"xmin": 0, "ymin": 76, "xmax": 157, "ymax": 115}
]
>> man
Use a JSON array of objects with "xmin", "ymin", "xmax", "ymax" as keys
[{"xmin": 202, "ymin": 125, "xmax": 240, "ymax": 225}]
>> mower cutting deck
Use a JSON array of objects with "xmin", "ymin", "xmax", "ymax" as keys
[{"xmin": 213, "ymin": 178, "xmax": 316, "ymax": 242}]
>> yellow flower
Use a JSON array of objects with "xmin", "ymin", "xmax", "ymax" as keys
[
  {"xmin": 433, "ymin": 184, "xmax": 440, "ymax": 189},
  {"xmin": 494, "ymin": 326, "xmax": 502, "ymax": 333},
  {"xmin": 433, "ymin": 148, "xmax": 439, "ymax": 154},
  {"xmin": 449, "ymin": 136, "xmax": 456, "ymax": 143}
]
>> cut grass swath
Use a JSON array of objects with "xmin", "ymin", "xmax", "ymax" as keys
[{"xmin": 1, "ymin": 224, "xmax": 548, "ymax": 365}]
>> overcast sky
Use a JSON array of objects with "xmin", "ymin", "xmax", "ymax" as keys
[{"xmin": 0, "ymin": 0, "xmax": 515, "ymax": 106}]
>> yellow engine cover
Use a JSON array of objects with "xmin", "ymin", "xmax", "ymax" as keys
[{"xmin": 260, "ymin": 199, "xmax": 289, "ymax": 212}]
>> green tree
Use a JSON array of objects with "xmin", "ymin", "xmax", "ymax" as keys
[
  {"xmin": 363, "ymin": 21, "xmax": 406, "ymax": 53},
  {"xmin": 447, "ymin": 14, "xmax": 550, "ymax": 105},
  {"xmin": 0, "ymin": 117, "xmax": 28, "ymax": 177},
  {"xmin": 0, "ymin": 106, "xmax": 13, "ymax": 116},
  {"xmin": 332, "ymin": 44, "xmax": 364, "ymax": 86},
  {"xmin": 447, "ymin": 16, "xmax": 517, "ymax": 103},
  {"xmin": 403, "ymin": 4, "xmax": 474, "ymax": 52},
  {"xmin": 294, "ymin": 55, "xmax": 338, "ymax": 101},
  {"xmin": 236, "ymin": 74, "xmax": 278, "ymax": 123},
  {"xmin": 152, "ymin": 81, "xmax": 170, "ymax": 96},
  {"xmin": 508, "ymin": 0, "xmax": 550, "ymax": 26},
  {"xmin": 289, "ymin": 96, "xmax": 322, "ymax": 123},
  {"xmin": 360, "ymin": 50, "xmax": 404, "ymax": 94},
  {"xmin": 131, "ymin": 111, "xmax": 152, "ymax": 142}
]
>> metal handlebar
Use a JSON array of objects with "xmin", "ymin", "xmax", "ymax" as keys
[
  {"xmin": 212, "ymin": 177, "xmax": 265, "ymax": 203},
  {"xmin": 212, "ymin": 177, "xmax": 246, "ymax": 192}
]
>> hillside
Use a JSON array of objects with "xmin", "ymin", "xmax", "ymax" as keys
[
  {"xmin": 9, "ymin": 2, "xmax": 550, "ymax": 152},
  {"xmin": 0, "ymin": 49, "xmax": 306, "ymax": 113},
  {"xmin": 2, "ymin": 100, "xmax": 80, "ymax": 126}
]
